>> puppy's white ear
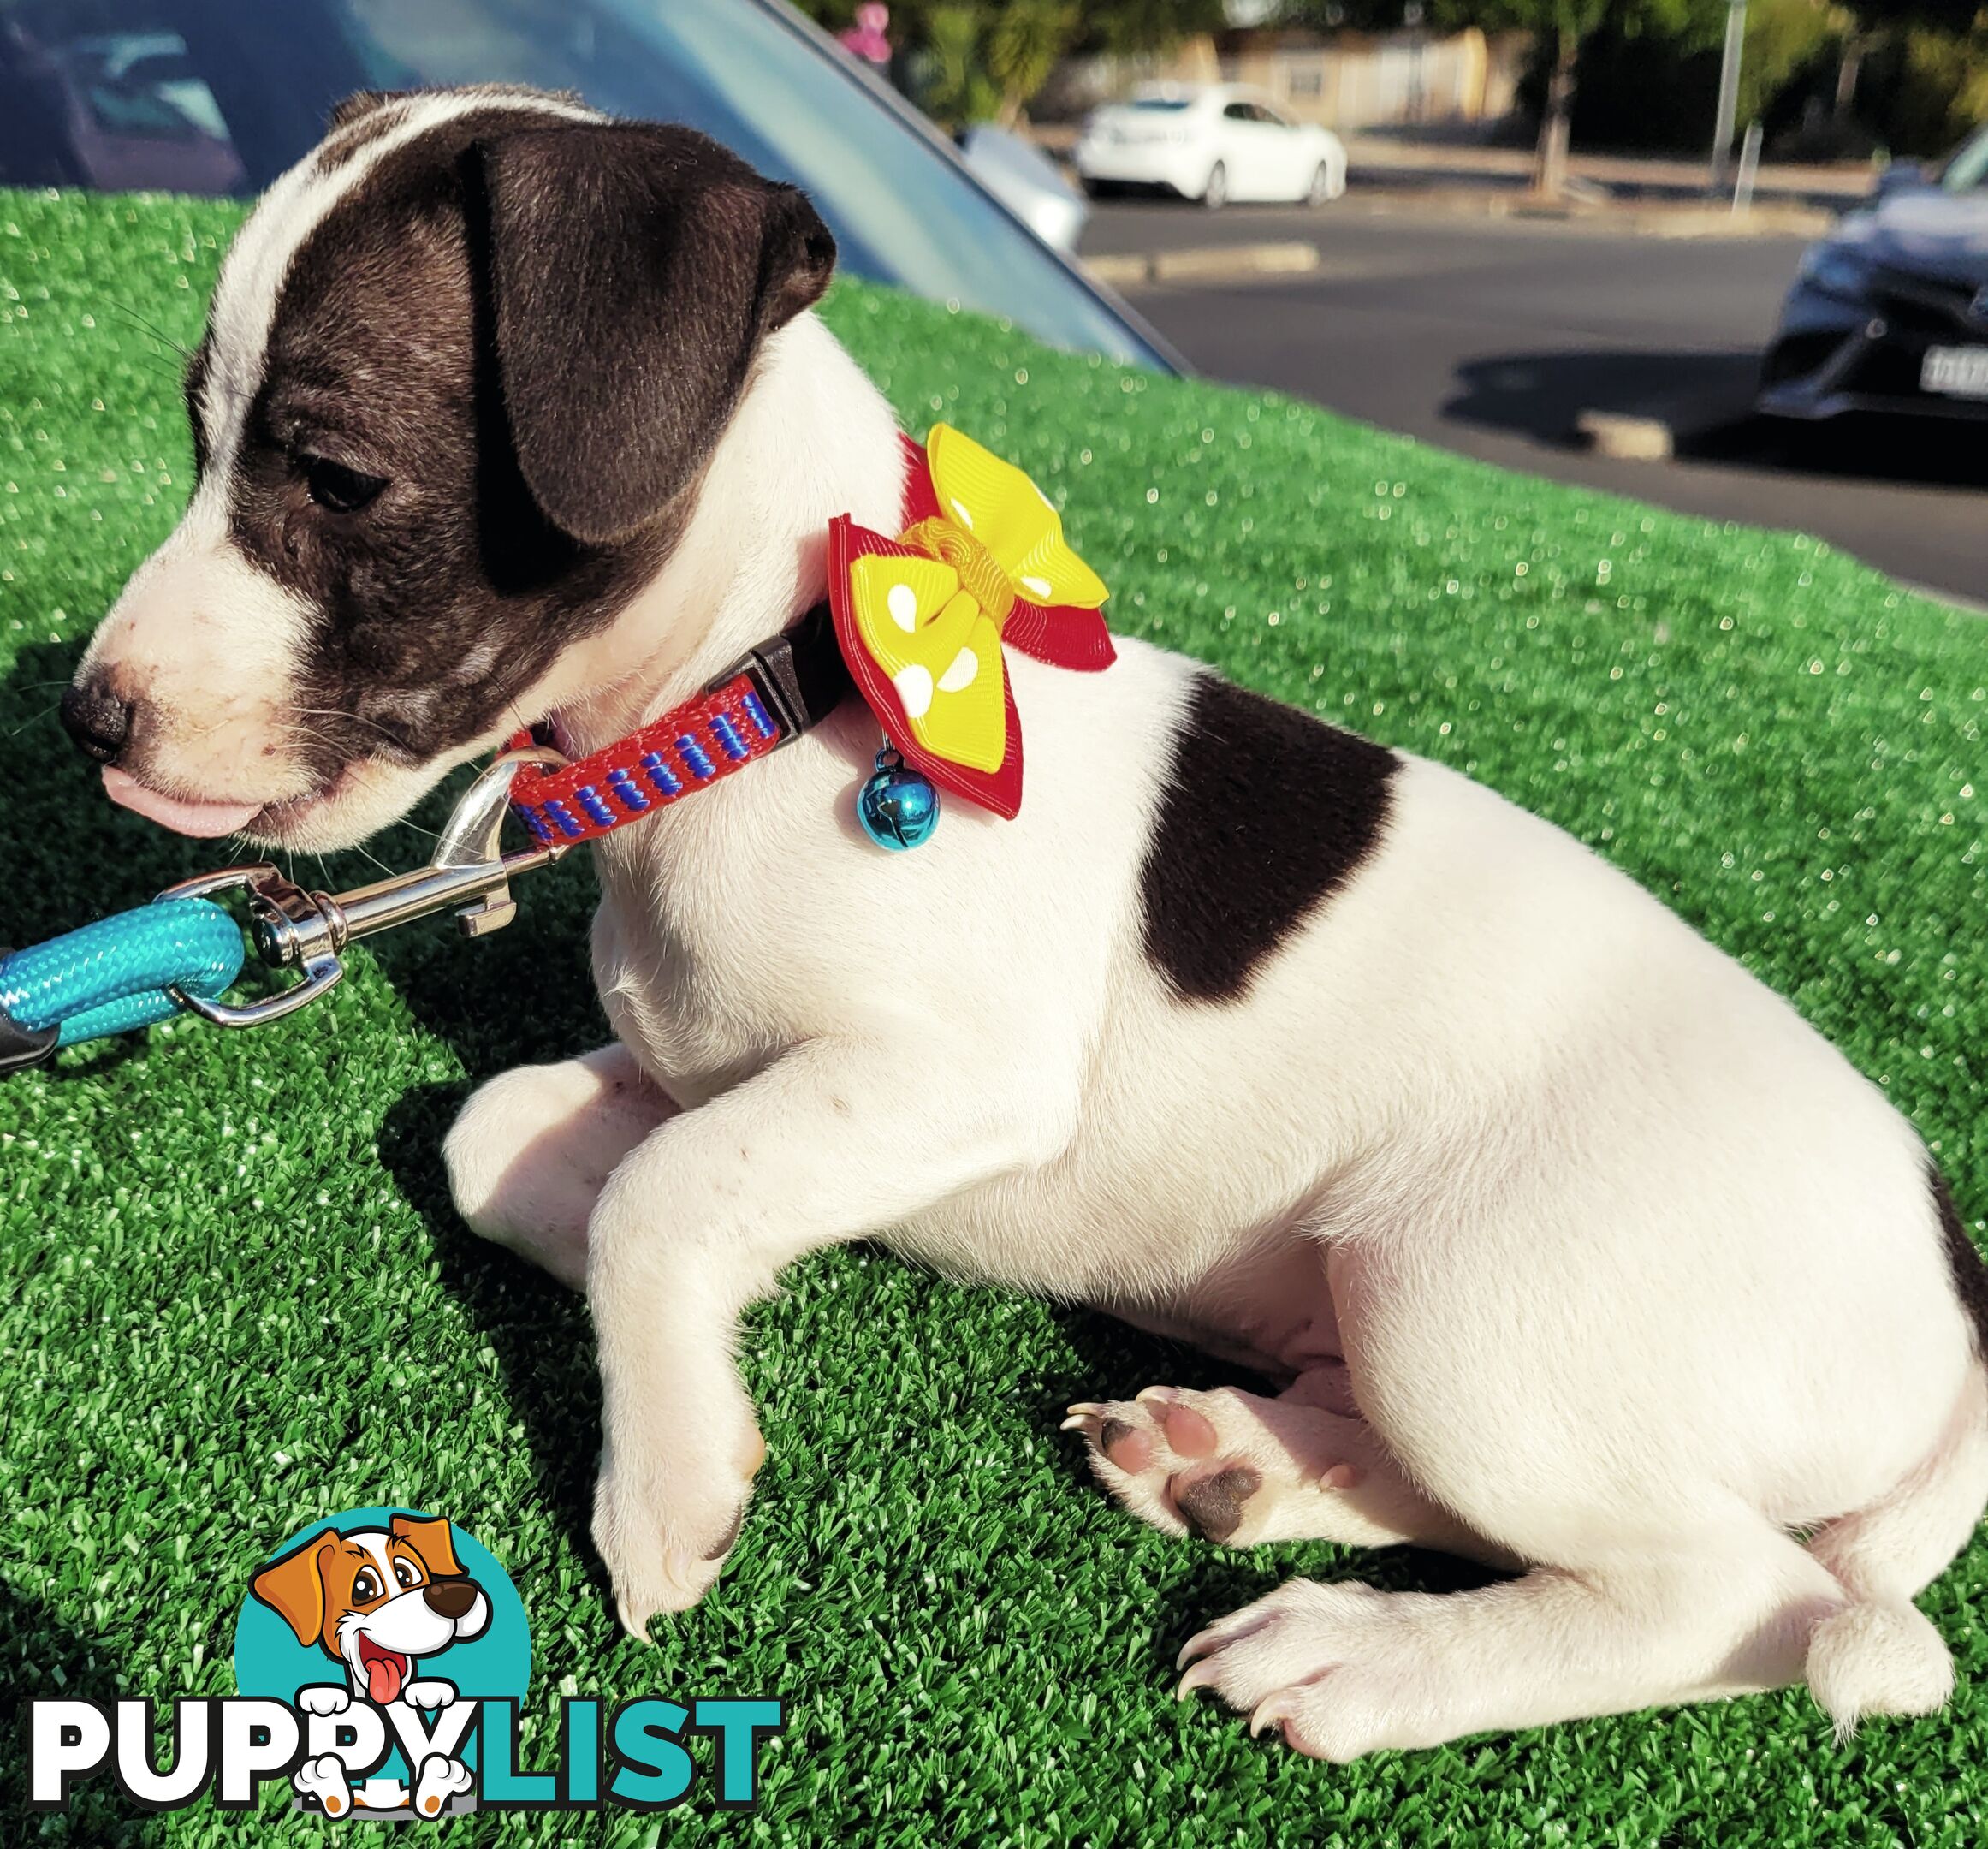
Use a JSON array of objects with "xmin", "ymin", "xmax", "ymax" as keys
[
  {"xmin": 472, "ymin": 122, "xmax": 835, "ymax": 548},
  {"xmin": 251, "ymin": 1531, "xmax": 337, "ymax": 1649}
]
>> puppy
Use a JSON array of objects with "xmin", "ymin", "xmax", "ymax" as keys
[
  {"xmin": 68, "ymin": 87, "xmax": 1988, "ymax": 1759},
  {"xmin": 252, "ymin": 1512, "xmax": 488, "ymax": 1815}
]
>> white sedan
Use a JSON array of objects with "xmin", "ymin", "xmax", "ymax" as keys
[{"xmin": 1074, "ymin": 84, "xmax": 1347, "ymax": 210}]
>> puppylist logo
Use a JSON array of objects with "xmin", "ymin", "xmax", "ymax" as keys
[{"xmin": 28, "ymin": 1507, "xmax": 782, "ymax": 1820}]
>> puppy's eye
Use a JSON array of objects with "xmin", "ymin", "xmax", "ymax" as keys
[
  {"xmin": 393, "ymin": 1559, "xmax": 418, "ymax": 1589},
  {"xmin": 301, "ymin": 455, "xmax": 387, "ymax": 514},
  {"xmin": 352, "ymin": 1568, "xmax": 380, "ymax": 1603}
]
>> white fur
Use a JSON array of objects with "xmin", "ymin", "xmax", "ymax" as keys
[
  {"xmin": 450, "ymin": 316, "xmax": 1988, "ymax": 1745},
  {"xmin": 116, "ymin": 110, "xmax": 1988, "ymax": 1758}
]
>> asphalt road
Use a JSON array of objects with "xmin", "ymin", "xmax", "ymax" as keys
[{"xmin": 1084, "ymin": 203, "xmax": 1986, "ymax": 607}]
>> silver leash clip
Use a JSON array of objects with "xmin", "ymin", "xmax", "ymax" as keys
[{"xmin": 156, "ymin": 746, "xmax": 569, "ymax": 1029}]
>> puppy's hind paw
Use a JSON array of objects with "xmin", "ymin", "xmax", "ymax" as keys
[
  {"xmin": 412, "ymin": 1754, "xmax": 474, "ymax": 1818},
  {"xmin": 1176, "ymin": 1579, "xmax": 1437, "ymax": 1761},
  {"xmin": 294, "ymin": 1753, "xmax": 354, "ymax": 1817},
  {"xmin": 1064, "ymin": 1385, "xmax": 1363, "ymax": 1547}
]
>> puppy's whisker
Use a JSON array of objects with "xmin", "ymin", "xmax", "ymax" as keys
[
  {"xmin": 290, "ymin": 705, "xmax": 412, "ymax": 752},
  {"xmin": 109, "ymin": 300, "xmax": 196, "ymax": 362},
  {"xmin": 349, "ymin": 840, "xmax": 395, "ymax": 879},
  {"xmin": 7, "ymin": 699, "xmax": 62, "ymax": 739}
]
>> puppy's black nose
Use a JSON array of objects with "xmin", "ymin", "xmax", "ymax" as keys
[
  {"xmin": 423, "ymin": 1577, "xmax": 480, "ymax": 1620},
  {"xmin": 59, "ymin": 680, "xmax": 132, "ymax": 764}
]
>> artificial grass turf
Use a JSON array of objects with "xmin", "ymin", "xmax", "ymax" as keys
[{"xmin": 1, "ymin": 183, "xmax": 1986, "ymax": 1849}]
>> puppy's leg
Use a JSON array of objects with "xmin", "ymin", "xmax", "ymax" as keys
[
  {"xmin": 1178, "ymin": 1516, "xmax": 1849, "ymax": 1760},
  {"xmin": 588, "ymin": 1036, "xmax": 1065, "ymax": 1633},
  {"xmin": 1065, "ymin": 1376, "xmax": 1510, "ymax": 1565},
  {"xmin": 409, "ymin": 1753, "xmax": 473, "ymax": 1819},
  {"xmin": 443, "ymin": 1044, "xmax": 674, "ymax": 1290}
]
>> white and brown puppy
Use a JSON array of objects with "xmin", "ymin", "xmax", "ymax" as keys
[
  {"xmin": 252, "ymin": 1513, "xmax": 487, "ymax": 1816},
  {"xmin": 67, "ymin": 87, "xmax": 1988, "ymax": 1760},
  {"xmin": 251, "ymin": 1513, "xmax": 490, "ymax": 1712}
]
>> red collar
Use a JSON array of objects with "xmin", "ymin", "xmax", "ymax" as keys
[
  {"xmin": 506, "ymin": 435, "xmax": 928, "ymax": 850},
  {"xmin": 506, "ymin": 428, "xmax": 1114, "ymax": 848},
  {"xmin": 505, "ymin": 601, "xmax": 850, "ymax": 849}
]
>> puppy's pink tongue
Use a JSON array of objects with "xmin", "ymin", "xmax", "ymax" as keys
[
  {"xmin": 367, "ymin": 1657, "xmax": 402, "ymax": 1705},
  {"xmin": 101, "ymin": 766, "xmax": 259, "ymax": 838}
]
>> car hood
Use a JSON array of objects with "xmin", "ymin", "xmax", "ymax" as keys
[{"xmin": 1842, "ymin": 192, "xmax": 1988, "ymax": 285}]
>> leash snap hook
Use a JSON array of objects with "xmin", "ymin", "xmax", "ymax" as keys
[
  {"xmin": 154, "ymin": 864, "xmax": 346, "ymax": 1028},
  {"xmin": 154, "ymin": 746, "xmax": 570, "ymax": 1030}
]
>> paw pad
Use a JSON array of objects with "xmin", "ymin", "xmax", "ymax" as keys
[
  {"xmin": 1175, "ymin": 1466, "xmax": 1261, "ymax": 1543},
  {"xmin": 1099, "ymin": 1418, "xmax": 1151, "ymax": 1472}
]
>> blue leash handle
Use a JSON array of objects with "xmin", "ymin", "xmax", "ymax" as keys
[{"xmin": 0, "ymin": 897, "xmax": 246, "ymax": 1050}]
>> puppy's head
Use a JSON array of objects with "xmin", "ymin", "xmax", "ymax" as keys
[
  {"xmin": 64, "ymin": 87, "xmax": 835, "ymax": 851},
  {"xmin": 252, "ymin": 1513, "xmax": 491, "ymax": 1703}
]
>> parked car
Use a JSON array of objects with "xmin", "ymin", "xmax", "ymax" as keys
[
  {"xmin": 1073, "ymin": 82, "xmax": 1347, "ymax": 210},
  {"xmin": 1759, "ymin": 127, "xmax": 1988, "ymax": 422},
  {"xmin": 955, "ymin": 122, "xmax": 1088, "ymax": 253},
  {"xmin": 0, "ymin": 0, "xmax": 1173, "ymax": 369}
]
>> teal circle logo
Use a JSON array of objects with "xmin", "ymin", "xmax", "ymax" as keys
[{"xmin": 232, "ymin": 1507, "xmax": 529, "ymax": 1818}]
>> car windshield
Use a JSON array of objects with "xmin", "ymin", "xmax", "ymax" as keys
[
  {"xmin": 0, "ymin": 0, "xmax": 1172, "ymax": 366},
  {"xmin": 1941, "ymin": 129, "xmax": 1988, "ymax": 193}
]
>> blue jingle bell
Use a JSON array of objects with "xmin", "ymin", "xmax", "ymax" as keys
[{"xmin": 857, "ymin": 743, "xmax": 939, "ymax": 851}]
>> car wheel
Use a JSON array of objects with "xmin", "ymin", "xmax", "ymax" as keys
[
  {"xmin": 1202, "ymin": 161, "xmax": 1227, "ymax": 210},
  {"xmin": 1305, "ymin": 162, "xmax": 1334, "ymax": 207}
]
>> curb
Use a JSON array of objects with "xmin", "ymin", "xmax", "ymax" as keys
[
  {"xmin": 1343, "ymin": 188, "xmax": 1835, "ymax": 239},
  {"xmin": 1575, "ymin": 391, "xmax": 1757, "ymax": 461},
  {"xmin": 1086, "ymin": 240, "xmax": 1320, "ymax": 288},
  {"xmin": 1575, "ymin": 410, "xmax": 1681, "ymax": 461}
]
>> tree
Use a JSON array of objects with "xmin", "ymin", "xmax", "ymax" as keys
[
  {"xmin": 923, "ymin": 4, "xmax": 1003, "ymax": 122},
  {"xmin": 792, "ymin": 0, "xmax": 1226, "ymax": 127},
  {"xmin": 1062, "ymin": 0, "xmax": 1229, "ymax": 57},
  {"xmin": 1431, "ymin": 0, "xmax": 1720, "ymax": 197},
  {"xmin": 986, "ymin": 0, "xmax": 1080, "ymax": 124}
]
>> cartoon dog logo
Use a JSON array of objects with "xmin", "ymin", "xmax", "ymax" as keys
[{"xmin": 251, "ymin": 1513, "xmax": 490, "ymax": 1817}]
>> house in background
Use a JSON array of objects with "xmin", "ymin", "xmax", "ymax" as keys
[{"xmin": 1041, "ymin": 27, "xmax": 1526, "ymax": 136}]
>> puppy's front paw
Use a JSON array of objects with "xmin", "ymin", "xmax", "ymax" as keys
[
  {"xmin": 296, "ymin": 1684, "xmax": 352, "ymax": 1717},
  {"xmin": 593, "ymin": 1427, "xmax": 764, "ymax": 1638},
  {"xmin": 401, "ymin": 1680, "xmax": 456, "ymax": 1710}
]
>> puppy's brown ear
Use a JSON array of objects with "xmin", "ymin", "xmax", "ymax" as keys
[
  {"xmin": 474, "ymin": 122, "xmax": 836, "ymax": 548},
  {"xmin": 251, "ymin": 1531, "xmax": 338, "ymax": 1649},
  {"xmin": 390, "ymin": 1513, "xmax": 464, "ymax": 1578}
]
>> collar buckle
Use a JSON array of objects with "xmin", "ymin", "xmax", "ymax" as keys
[{"xmin": 703, "ymin": 600, "xmax": 845, "ymax": 747}]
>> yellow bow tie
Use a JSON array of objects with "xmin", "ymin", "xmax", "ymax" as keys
[{"xmin": 828, "ymin": 425, "xmax": 1114, "ymax": 819}]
